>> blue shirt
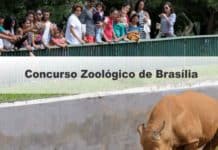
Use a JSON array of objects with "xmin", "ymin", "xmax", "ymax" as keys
[
  {"xmin": 127, "ymin": 25, "xmax": 140, "ymax": 33},
  {"xmin": 160, "ymin": 13, "xmax": 176, "ymax": 34}
]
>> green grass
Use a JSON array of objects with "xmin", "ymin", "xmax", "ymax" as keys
[
  {"xmin": 0, "ymin": 65, "xmax": 218, "ymax": 103},
  {"xmin": 0, "ymin": 94, "xmax": 65, "ymax": 103}
]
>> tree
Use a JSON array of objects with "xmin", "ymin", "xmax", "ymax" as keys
[
  {"xmin": 127, "ymin": 0, "xmax": 218, "ymax": 35},
  {"xmin": 0, "ymin": 0, "xmax": 83, "ymax": 23},
  {"xmin": 0, "ymin": 0, "xmax": 217, "ymax": 35}
]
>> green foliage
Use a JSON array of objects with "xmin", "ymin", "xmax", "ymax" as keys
[
  {"xmin": 0, "ymin": 0, "xmax": 83, "ymax": 23},
  {"xmin": 0, "ymin": 0, "xmax": 217, "ymax": 34}
]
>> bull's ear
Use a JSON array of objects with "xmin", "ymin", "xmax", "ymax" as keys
[{"xmin": 137, "ymin": 123, "xmax": 145, "ymax": 136}]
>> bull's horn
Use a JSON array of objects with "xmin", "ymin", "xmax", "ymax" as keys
[
  {"xmin": 137, "ymin": 123, "xmax": 145, "ymax": 136},
  {"xmin": 152, "ymin": 121, "xmax": 166, "ymax": 141},
  {"xmin": 158, "ymin": 121, "xmax": 166, "ymax": 134}
]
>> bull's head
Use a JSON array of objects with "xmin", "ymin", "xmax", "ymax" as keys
[{"xmin": 137, "ymin": 121, "xmax": 169, "ymax": 150}]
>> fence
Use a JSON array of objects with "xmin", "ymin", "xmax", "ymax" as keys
[{"xmin": 1, "ymin": 35, "xmax": 218, "ymax": 56}]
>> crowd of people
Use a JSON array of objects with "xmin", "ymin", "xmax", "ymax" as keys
[{"xmin": 0, "ymin": 0, "xmax": 177, "ymax": 53}]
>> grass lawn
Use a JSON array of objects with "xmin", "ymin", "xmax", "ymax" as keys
[
  {"xmin": 0, "ymin": 64, "xmax": 218, "ymax": 103},
  {"xmin": 0, "ymin": 94, "xmax": 65, "ymax": 103}
]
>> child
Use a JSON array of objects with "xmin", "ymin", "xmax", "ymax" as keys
[
  {"xmin": 93, "ymin": 2, "xmax": 105, "ymax": 43},
  {"xmin": 16, "ymin": 27, "xmax": 31, "ymax": 50},
  {"xmin": 16, "ymin": 27, "xmax": 35, "ymax": 56},
  {"xmin": 19, "ymin": 19, "xmax": 33, "ymax": 49},
  {"xmin": 113, "ymin": 13, "xmax": 128, "ymax": 41},
  {"xmin": 127, "ymin": 14, "xmax": 140, "ymax": 42},
  {"xmin": 103, "ymin": 8, "xmax": 119, "ymax": 42},
  {"xmin": 51, "ymin": 27, "xmax": 67, "ymax": 48},
  {"xmin": 32, "ymin": 27, "xmax": 44, "ymax": 50}
]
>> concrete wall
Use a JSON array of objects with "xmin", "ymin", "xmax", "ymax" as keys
[{"xmin": 0, "ymin": 86, "xmax": 218, "ymax": 150}]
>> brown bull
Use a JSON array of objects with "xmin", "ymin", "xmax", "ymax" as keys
[{"xmin": 137, "ymin": 91, "xmax": 218, "ymax": 150}]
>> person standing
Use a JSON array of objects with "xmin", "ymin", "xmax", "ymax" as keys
[
  {"xmin": 93, "ymin": 2, "xmax": 105, "ymax": 43},
  {"xmin": 135, "ymin": 0, "xmax": 151, "ymax": 39},
  {"xmin": 32, "ymin": 9, "xmax": 44, "ymax": 49},
  {"xmin": 120, "ymin": 3, "xmax": 131, "ymax": 27},
  {"xmin": 26, "ymin": 10, "xmax": 35, "ymax": 27},
  {"xmin": 1, "ymin": 16, "xmax": 17, "ymax": 50},
  {"xmin": 3, "ymin": 16, "xmax": 17, "ymax": 35},
  {"xmin": 79, "ymin": 0, "xmax": 96, "ymax": 43},
  {"xmin": 103, "ymin": 8, "xmax": 119, "ymax": 42},
  {"xmin": 42, "ymin": 9, "xmax": 52, "ymax": 48},
  {"xmin": 124, "ymin": 3, "xmax": 131, "ymax": 15},
  {"xmin": 65, "ymin": 4, "xmax": 85, "ymax": 45},
  {"xmin": 159, "ymin": 1, "xmax": 176, "ymax": 38}
]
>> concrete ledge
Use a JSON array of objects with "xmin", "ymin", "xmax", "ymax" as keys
[{"xmin": 0, "ymin": 84, "xmax": 218, "ymax": 150}]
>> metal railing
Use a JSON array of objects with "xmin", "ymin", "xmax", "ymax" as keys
[{"xmin": 1, "ymin": 35, "xmax": 218, "ymax": 56}]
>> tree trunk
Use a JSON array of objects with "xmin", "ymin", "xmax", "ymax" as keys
[{"xmin": 207, "ymin": 9, "xmax": 216, "ymax": 34}]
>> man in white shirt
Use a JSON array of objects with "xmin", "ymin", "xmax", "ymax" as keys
[{"xmin": 65, "ymin": 4, "xmax": 85, "ymax": 45}]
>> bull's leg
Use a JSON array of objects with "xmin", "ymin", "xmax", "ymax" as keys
[{"xmin": 203, "ymin": 132, "xmax": 218, "ymax": 150}]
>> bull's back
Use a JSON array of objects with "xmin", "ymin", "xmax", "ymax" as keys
[
  {"xmin": 149, "ymin": 91, "xmax": 218, "ymax": 128},
  {"xmin": 147, "ymin": 91, "xmax": 218, "ymax": 147},
  {"xmin": 176, "ymin": 91, "xmax": 218, "ymax": 119},
  {"xmin": 151, "ymin": 91, "xmax": 218, "ymax": 119},
  {"xmin": 166, "ymin": 91, "xmax": 218, "ymax": 143},
  {"xmin": 177, "ymin": 91, "xmax": 218, "ymax": 134}
]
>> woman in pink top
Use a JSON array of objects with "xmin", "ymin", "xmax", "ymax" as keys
[{"xmin": 103, "ymin": 8, "xmax": 119, "ymax": 42}]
